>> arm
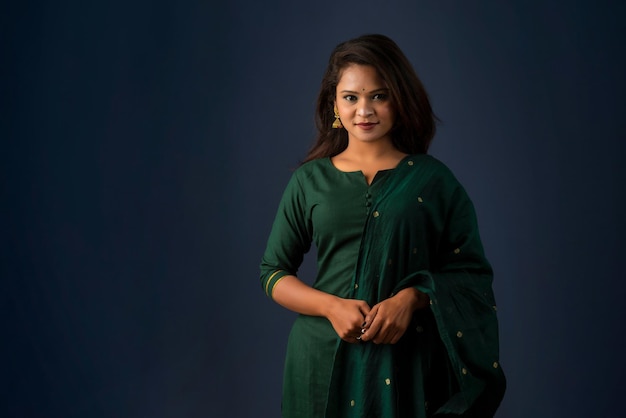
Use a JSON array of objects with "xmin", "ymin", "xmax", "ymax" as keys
[
  {"xmin": 260, "ymin": 171, "xmax": 370, "ymax": 343},
  {"xmin": 272, "ymin": 275, "xmax": 371, "ymax": 343}
]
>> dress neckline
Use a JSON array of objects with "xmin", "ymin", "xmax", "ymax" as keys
[{"xmin": 325, "ymin": 155, "xmax": 410, "ymax": 186}]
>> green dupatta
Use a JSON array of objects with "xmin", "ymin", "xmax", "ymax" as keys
[{"xmin": 325, "ymin": 154, "xmax": 506, "ymax": 417}]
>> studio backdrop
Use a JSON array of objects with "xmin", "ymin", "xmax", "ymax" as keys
[{"xmin": 3, "ymin": 1, "xmax": 625, "ymax": 417}]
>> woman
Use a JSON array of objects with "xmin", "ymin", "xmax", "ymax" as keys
[{"xmin": 260, "ymin": 34, "xmax": 505, "ymax": 418}]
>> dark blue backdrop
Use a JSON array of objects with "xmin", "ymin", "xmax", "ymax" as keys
[{"xmin": 3, "ymin": 1, "xmax": 625, "ymax": 417}]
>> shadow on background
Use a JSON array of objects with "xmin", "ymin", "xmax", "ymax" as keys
[{"xmin": 3, "ymin": 1, "xmax": 625, "ymax": 417}]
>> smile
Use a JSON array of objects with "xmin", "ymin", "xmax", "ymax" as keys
[{"xmin": 355, "ymin": 122, "xmax": 379, "ymax": 129}]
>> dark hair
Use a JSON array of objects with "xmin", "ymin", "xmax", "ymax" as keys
[{"xmin": 303, "ymin": 34, "xmax": 437, "ymax": 162}]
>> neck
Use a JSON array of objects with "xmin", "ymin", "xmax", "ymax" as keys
[{"xmin": 342, "ymin": 138, "xmax": 399, "ymax": 162}]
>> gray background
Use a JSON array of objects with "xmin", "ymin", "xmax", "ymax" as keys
[{"xmin": 3, "ymin": 0, "xmax": 625, "ymax": 417}]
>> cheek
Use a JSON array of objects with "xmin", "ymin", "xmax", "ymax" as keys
[
  {"xmin": 338, "ymin": 105, "xmax": 352, "ymax": 117},
  {"xmin": 381, "ymin": 104, "xmax": 394, "ymax": 120}
]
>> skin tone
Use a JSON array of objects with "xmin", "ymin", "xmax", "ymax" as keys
[
  {"xmin": 272, "ymin": 64, "xmax": 429, "ymax": 345},
  {"xmin": 331, "ymin": 64, "xmax": 404, "ymax": 185}
]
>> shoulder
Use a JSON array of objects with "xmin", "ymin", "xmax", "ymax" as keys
[
  {"xmin": 401, "ymin": 154, "xmax": 472, "ymax": 204},
  {"xmin": 405, "ymin": 154, "xmax": 458, "ymax": 181},
  {"xmin": 296, "ymin": 157, "xmax": 331, "ymax": 172},
  {"xmin": 278, "ymin": 158, "xmax": 332, "ymax": 196},
  {"xmin": 291, "ymin": 157, "xmax": 333, "ymax": 182}
]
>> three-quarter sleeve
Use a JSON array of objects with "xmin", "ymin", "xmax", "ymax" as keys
[{"xmin": 260, "ymin": 171, "xmax": 313, "ymax": 298}]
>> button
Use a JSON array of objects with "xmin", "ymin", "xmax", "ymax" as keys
[
  {"xmin": 453, "ymin": 248, "xmax": 460, "ymax": 254},
  {"xmin": 385, "ymin": 378, "xmax": 391, "ymax": 385},
  {"xmin": 456, "ymin": 331, "xmax": 463, "ymax": 338},
  {"xmin": 372, "ymin": 211, "xmax": 380, "ymax": 217},
  {"xmin": 408, "ymin": 160, "xmax": 414, "ymax": 166},
  {"xmin": 462, "ymin": 368, "xmax": 468, "ymax": 375},
  {"xmin": 417, "ymin": 196, "xmax": 423, "ymax": 203},
  {"xmin": 493, "ymin": 361, "xmax": 499, "ymax": 369},
  {"xmin": 350, "ymin": 400, "xmax": 355, "ymax": 407}
]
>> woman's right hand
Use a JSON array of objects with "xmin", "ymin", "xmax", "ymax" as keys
[{"xmin": 325, "ymin": 296, "xmax": 371, "ymax": 343}]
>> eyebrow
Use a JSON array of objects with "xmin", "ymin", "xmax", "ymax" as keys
[{"xmin": 339, "ymin": 88, "xmax": 390, "ymax": 94}]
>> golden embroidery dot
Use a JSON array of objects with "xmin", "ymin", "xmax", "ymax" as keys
[
  {"xmin": 354, "ymin": 283, "xmax": 358, "ymax": 289},
  {"xmin": 453, "ymin": 248, "xmax": 461, "ymax": 254},
  {"xmin": 417, "ymin": 197, "xmax": 423, "ymax": 203},
  {"xmin": 373, "ymin": 211, "xmax": 380, "ymax": 218},
  {"xmin": 385, "ymin": 378, "xmax": 391, "ymax": 385},
  {"xmin": 456, "ymin": 331, "xmax": 463, "ymax": 338},
  {"xmin": 350, "ymin": 400, "xmax": 355, "ymax": 407},
  {"xmin": 408, "ymin": 160, "xmax": 414, "ymax": 166},
  {"xmin": 462, "ymin": 368, "xmax": 468, "ymax": 375},
  {"xmin": 493, "ymin": 362, "xmax": 499, "ymax": 369}
]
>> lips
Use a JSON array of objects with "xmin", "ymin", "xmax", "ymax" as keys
[{"xmin": 356, "ymin": 122, "xmax": 378, "ymax": 130}]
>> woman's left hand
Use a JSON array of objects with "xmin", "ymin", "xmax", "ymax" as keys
[{"xmin": 359, "ymin": 288, "xmax": 428, "ymax": 344}]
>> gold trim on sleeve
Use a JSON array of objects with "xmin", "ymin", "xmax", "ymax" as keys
[
  {"xmin": 271, "ymin": 276, "xmax": 287, "ymax": 298},
  {"xmin": 265, "ymin": 270, "xmax": 284, "ymax": 296}
]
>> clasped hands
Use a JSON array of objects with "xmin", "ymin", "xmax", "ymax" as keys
[{"xmin": 326, "ymin": 287, "xmax": 428, "ymax": 345}]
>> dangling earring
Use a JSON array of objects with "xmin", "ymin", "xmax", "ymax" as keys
[{"xmin": 332, "ymin": 107, "xmax": 343, "ymax": 129}]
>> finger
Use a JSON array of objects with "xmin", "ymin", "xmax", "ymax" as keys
[
  {"xmin": 363, "ymin": 304, "xmax": 379, "ymax": 328},
  {"xmin": 361, "ymin": 314, "xmax": 383, "ymax": 342},
  {"xmin": 389, "ymin": 331, "xmax": 402, "ymax": 345},
  {"xmin": 372, "ymin": 326, "xmax": 390, "ymax": 344},
  {"xmin": 341, "ymin": 333, "xmax": 357, "ymax": 344},
  {"xmin": 357, "ymin": 301, "xmax": 371, "ymax": 318},
  {"xmin": 372, "ymin": 317, "xmax": 399, "ymax": 344},
  {"xmin": 346, "ymin": 334, "xmax": 364, "ymax": 344}
]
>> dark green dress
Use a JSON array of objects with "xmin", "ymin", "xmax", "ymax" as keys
[{"xmin": 260, "ymin": 155, "xmax": 505, "ymax": 417}]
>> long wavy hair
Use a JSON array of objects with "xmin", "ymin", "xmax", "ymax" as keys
[{"xmin": 303, "ymin": 34, "xmax": 437, "ymax": 163}]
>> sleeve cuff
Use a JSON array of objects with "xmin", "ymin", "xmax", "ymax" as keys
[{"xmin": 263, "ymin": 269, "xmax": 291, "ymax": 298}]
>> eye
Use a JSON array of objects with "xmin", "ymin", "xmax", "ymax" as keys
[
  {"xmin": 372, "ymin": 93, "xmax": 388, "ymax": 101},
  {"xmin": 343, "ymin": 95, "xmax": 357, "ymax": 102}
]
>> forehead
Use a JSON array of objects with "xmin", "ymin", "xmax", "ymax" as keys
[{"xmin": 337, "ymin": 64, "xmax": 385, "ymax": 89}]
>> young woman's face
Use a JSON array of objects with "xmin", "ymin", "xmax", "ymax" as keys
[{"xmin": 335, "ymin": 64, "xmax": 395, "ymax": 145}]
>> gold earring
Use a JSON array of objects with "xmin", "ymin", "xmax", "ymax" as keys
[{"xmin": 332, "ymin": 107, "xmax": 343, "ymax": 129}]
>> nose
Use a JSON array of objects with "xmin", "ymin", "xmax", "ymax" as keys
[{"xmin": 356, "ymin": 99, "xmax": 374, "ymax": 117}]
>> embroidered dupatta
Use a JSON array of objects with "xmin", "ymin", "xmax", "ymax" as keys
[{"xmin": 325, "ymin": 154, "xmax": 506, "ymax": 417}]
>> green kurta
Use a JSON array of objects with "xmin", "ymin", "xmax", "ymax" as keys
[{"xmin": 260, "ymin": 154, "xmax": 505, "ymax": 417}]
